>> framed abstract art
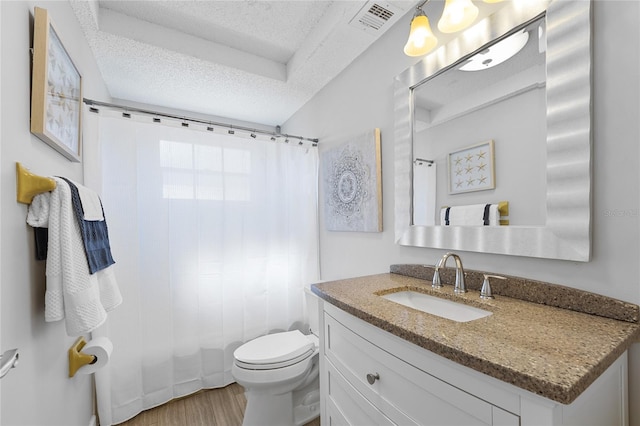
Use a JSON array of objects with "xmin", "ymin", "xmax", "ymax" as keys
[{"xmin": 322, "ymin": 128, "xmax": 382, "ymax": 232}]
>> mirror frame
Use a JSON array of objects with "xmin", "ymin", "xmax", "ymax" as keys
[{"xmin": 394, "ymin": 0, "xmax": 592, "ymax": 261}]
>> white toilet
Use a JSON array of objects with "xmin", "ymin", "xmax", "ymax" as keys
[{"xmin": 232, "ymin": 290, "xmax": 320, "ymax": 426}]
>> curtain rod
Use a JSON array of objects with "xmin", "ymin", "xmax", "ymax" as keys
[
  {"xmin": 414, "ymin": 158, "xmax": 433, "ymax": 165},
  {"xmin": 82, "ymin": 98, "xmax": 319, "ymax": 144}
]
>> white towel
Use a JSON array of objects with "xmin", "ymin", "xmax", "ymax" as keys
[
  {"xmin": 73, "ymin": 180, "xmax": 104, "ymax": 221},
  {"xmin": 440, "ymin": 203, "xmax": 500, "ymax": 226},
  {"xmin": 27, "ymin": 192, "xmax": 51, "ymax": 227},
  {"xmin": 45, "ymin": 178, "xmax": 122, "ymax": 336}
]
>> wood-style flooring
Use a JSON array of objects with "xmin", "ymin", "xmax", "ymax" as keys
[{"xmin": 116, "ymin": 383, "xmax": 321, "ymax": 426}]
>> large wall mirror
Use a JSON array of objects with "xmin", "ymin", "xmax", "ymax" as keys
[{"xmin": 394, "ymin": 0, "xmax": 592, "ymax": 261}]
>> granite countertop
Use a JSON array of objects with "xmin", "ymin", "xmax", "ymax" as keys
[{"xmin": 311, "ymin": 267, "xmax": 640, "ymax": 405}]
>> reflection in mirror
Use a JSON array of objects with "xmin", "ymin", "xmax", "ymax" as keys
[
  {"xmin": 394, "ymin": 1, "xmax": 592, "ymax": 261},
  {"xmin": 413, "ymin": 17, "xmax": 546, "ymax": 227}
]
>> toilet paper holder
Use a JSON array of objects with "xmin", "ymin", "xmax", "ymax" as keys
[{"xmin": 68, "ymin": 337, "xmax": 97, "ymax": 378}]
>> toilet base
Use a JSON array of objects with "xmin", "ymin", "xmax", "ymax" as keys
[
  {"xmin": 292, "ymin": 375, "xmax": 320, "ymax": 425},
  {"xmin": 242, "ymin": 390, "xmax": 294, "ymax": 426},
  {"xmin": 242, "ymin": 376, "xmax": 320, "ymax": 426},
  {"xmin": 293, "ymin": 389, "xmax": 320, "ymax": 425}
]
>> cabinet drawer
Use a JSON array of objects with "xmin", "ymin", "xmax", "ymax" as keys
[
  {"xmin": 325, "ymin": 360, "xmax": 395, "ymax": 425},
  {"xmin": 325, "ymin": 312, "xmax": 500, "ymax": 425}
]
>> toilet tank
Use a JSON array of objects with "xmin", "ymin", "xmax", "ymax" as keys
[{"xmin": 304, "ymin": 287, "xmax": 321, "ymax": 336}]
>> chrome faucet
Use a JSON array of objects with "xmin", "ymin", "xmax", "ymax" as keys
[{"xmin": 432, "ymin": 252, "xmax": 467, "ymax": 294}]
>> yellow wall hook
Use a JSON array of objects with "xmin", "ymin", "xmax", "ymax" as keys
[{"xmin": 16, "ymin": 162, "xmax": 56, "ymax": 204}]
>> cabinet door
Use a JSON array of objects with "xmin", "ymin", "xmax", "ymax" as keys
[{"xmin": 325, "ymin": 312, "xmax": 510, "ymax": 426}]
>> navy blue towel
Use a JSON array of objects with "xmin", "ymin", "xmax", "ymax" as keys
[
  {"xmin": 60, "ymin": 177, "xmax": 115, "ymax": 274},
  {"xmin": 482, "ymin": 204, "xmax": 492, "ymax": 226},
  {"xmin": 34, "ymin": 227, "xmax": 48, "ymax": 260}
]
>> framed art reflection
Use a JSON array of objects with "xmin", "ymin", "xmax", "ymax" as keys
[{"xmin": 448, "ymin": 140, "xmax": 495, "ymax": 194}]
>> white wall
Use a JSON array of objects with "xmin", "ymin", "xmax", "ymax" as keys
[
  {"xmin": 284, "ymin": 1, "xmax": 640, "ymax": 424},
  {"xmin": 1, "ymin": 1, "xmax": 110, "ymax": 425}
]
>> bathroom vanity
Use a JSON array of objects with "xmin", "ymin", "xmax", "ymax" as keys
[{"xmin": 311, "ymin": 267, "xmax": 640, "ymax": 426}]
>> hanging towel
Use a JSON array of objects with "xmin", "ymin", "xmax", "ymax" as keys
[
  {"xmin": 45, "ymin": 177, "xmax": 122, "ymax": 336},
  {"xmin": 27, "ymin": 191, "xmax": 51, "ymax": 227},
  {"xmin": 27, "ymin": 192, "xmax": 52, "ymax": 260},
  {"xmin": 75, "ymin": 182, "xmax": 104, "ymax": 221},
  {"xmin": 59, "ymin": 177, "xmax": 115, "ymax": 274},
  {"xmin": 440, "ymin": 203, "xmax": 500, "ymax": 226},
  {"xmin": 33, "ymin": 228, "xmax": 48, "ymax": 261}
]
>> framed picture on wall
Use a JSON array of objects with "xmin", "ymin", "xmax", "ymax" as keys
[
  {"xmin": 31, "ymin": 7, "xmax": 82, "ymax": 162},
  {"xmin": 322, "ymin": 128, "xmax": 383, "ymax": 232},
  {"xmin": 448, "ymin": 140, "xmax": 495, "ymax": 194}
]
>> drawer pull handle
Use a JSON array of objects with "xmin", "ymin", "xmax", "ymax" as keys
[{"xmin": 366, "ymin": 373, "xmax": 380, "ymax": 384}]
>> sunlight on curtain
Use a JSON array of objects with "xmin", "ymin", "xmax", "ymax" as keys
[{"xmin": 92, "ymin": 114, "xmax": 319, "ymax": 425}]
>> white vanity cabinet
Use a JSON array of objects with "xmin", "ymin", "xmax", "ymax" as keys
[{"xmin": 319, "ymin": 302, "xmax": 629, "ymax": 426}]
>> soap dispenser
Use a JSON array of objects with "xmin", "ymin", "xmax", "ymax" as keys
[{"xmin": 480, "ymin": 274, "xmax": 506, "ymax": 299}]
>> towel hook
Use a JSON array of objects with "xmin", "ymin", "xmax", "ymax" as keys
[{"xmin": 16, "ymin": 163, "xmax": 56, "ymax": 204}]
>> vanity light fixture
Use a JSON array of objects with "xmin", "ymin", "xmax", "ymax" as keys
[
  {"xmin": 403, "ymin": 6, "xmax": 438, "ymax": 56},
  {"xmin": 438, "ymin": 0, "xmax": 479, "ymax": 33},
  {"xmin": 404, "ymin": 0, "xmax": 480, "ymax": 57},
  {"xmin": 458, "ymin": 28, "xmax": 529, "ymax": 71}
]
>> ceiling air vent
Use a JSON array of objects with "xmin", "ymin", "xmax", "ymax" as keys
[{"xmin": 348, "ymin": 1, "xmax": 405, "ymax": 35}]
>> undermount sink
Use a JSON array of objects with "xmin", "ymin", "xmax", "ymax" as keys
[{"xmin": 381, "ymin": 291, "xmax": 492, "ymax": 323}]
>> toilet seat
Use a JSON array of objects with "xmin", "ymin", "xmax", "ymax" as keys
[{"xmin": 234, "ymin": 330, "xmax": 316, "ymax": 370}]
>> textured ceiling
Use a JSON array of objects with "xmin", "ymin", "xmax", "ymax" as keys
[{"xmin": 70, "ymin": 0, "xmax": 413, "ymax": 126}]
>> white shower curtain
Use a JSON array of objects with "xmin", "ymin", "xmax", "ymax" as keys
[
  {"xmin": 90, "ymin": 113, "xmax": 319, "ymax": 425},
  {"xmin": 413, "ymin": 161, "xmax": 437, "ymax": 226}
]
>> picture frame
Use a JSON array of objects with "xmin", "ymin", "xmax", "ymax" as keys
[
  {"xmin": 448, "ymin": 140, "xmax": 495, "ymax": 194},
  {"xmin": 322, "ymin": 128, "xmax": 382, "ymax": 232},
  {"xmin": 31, "ymin": 7, "xmax": 82, "ymax": 162}
]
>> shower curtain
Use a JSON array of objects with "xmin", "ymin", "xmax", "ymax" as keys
[
  {"xmin": 413, "ymin": 161, "xmax": 437, "ymax": 226},
  {"xmin": 89, "ymin": 113, "xmax": 320, "ymax": 425}
]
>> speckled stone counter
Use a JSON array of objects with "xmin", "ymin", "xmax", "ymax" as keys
[{"xmin": 311, "ymin": 269, "xmax": 640, "ymax": 405}]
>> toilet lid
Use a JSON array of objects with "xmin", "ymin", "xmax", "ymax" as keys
[{"xmin": 234, "ymin": 330, "xmax": 315, "ymax": 367}]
